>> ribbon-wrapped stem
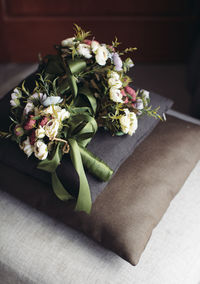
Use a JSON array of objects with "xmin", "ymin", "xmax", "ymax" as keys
[{"xmin": 79, "ymin": 146, "xmax": 113, "ymax": 182}]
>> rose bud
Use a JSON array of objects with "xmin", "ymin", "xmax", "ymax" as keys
[
  {"xmin": 125, "ymin": 86, "xmax": 136, "ymax": 101},
  {"xmin": 14, "ymin": 125, "xmax": 24, "ymax": 137},
  {"xmin": 29, "ymin": 130, "xmax": 36, "ymax": 145},
  {"xmin": 40, "ymin": 116, "xmax": 49, "ymax": 127},
  {"xmin": 83, "ymin": 39, "xmax": 92, "ymax": 45},
  {"xmin": 24, "ymin": 115, "xmax": 36, "ymax": 130},
  {"xmin": 121, "ymin": 89, "xmax": 128, "ymax": 104}
]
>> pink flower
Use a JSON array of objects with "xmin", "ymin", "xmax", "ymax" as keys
[
  {"xmin": 125, "ymin": 86, "xmax": 136, "ymax": 101},
  {"xmin": 29, "ymin": 130, "xmax": 36, "ymax": 145},
  {"xmin": 40, "ymin": 116, "xmax": 49, "ymax": 127},
  {"xmin": 83, "ymin": 39, "xmax": 92, "ymax": 45},
  {"xmin": 24, "ymin": 115, "xmax": 36, "ymax": 130},
  {"xmin": 108, "ymin": 45, "xmax": 115, "ymax": 52},
  {"xmin": 14, "ymin": 125, "xmax": 24, "ymax": 137},
  {"xmin": 121, "ymin": 89, "xmax": 128, "ymax": 104}
]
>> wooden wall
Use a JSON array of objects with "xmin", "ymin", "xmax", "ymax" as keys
[{"xmin": 0, "ymin": 0, "xmax": 196, "ymax": 63}]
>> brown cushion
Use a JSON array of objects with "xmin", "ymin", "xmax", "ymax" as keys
[{"xmin": 1, "ymin": 115, "xmax": 200, "ymax": 265}]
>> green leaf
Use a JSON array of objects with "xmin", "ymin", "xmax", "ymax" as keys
[
  {"xmin": 0, "ymin": 131, "xmax": 12, "ymax": 139},
  {"xmin": 57, "ymin": 78, "xmax": 70, "ymax": 94}
]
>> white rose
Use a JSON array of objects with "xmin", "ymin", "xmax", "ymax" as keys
[
  {"xmin": 119, "ymin": 109, "xmax": 138, "ymax": 135},
  {"xmin": 77, "ymin": 43, "xmax": 92, "ymax": 59},
  {"xmin": 61, "ymin": 37, "xmax": 75, "ymax": 47},
  {"xmin": 35, "ymin": 125, "xmax": 45, "ymax": 139},
  {"xmin": 109, "ymin": 87, "xmax": 123, "ymax": 103},
  {"xmin": 141, "ymin": 89, "xmax": 150, "ymax": 100},
  {"xmin": 128, "ymin": 112, "xmax": 138, "ymax": 135},
  {"xmin": 45, "ymin": 119, "xmax": 60, "ymax": 140},
  {"xmin": 23, "ymin": 102, "xmax": 34, "ymax": 115},
  {"xmin": 108, "ymin": 77, "xmax": 122, "ymax": 88},
  {"xmin": 34, "ymin": 140, "xmax": 48, "ymax": 160},
  {"xmin": 119, "ymin": 109, "xmax": 131, "ymax": 134},
  {"xmin": 91, "ymin": 40, "xmax": 100, "ymax": 53},
  {"xmin": 95, "ymin": 46, "xmax": 109, "ymax": 66},
  {"xmin": 41, "ymin": 105, "xmax": 62, "ymax": 116},
  {"xmin": 57, "ymin": 108, "xmax": 70, "ymax": 121},
  {"xmin": 108, "ymin": 71, "xmax": 120, "ymax": 80},
  {"xmin": 21, "ymin": 137, "xmax": 34, "ymax": 157}
]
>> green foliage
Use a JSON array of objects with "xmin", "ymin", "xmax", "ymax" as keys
[
  {"xmin": 112, "ymin": 37, "xmax": 121, "ymax": 48},
  {"xmin": 73, "ymin": 24, "xmax": 91, "ymax": 41},
  {"xmin": 0, "ymin": 131, "xmax": 12, "ymax": 139}
]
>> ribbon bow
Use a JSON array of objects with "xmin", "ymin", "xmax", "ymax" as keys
[{"xmin": 37, "ymin": 56, "xmax": 113, "ymax": 214}]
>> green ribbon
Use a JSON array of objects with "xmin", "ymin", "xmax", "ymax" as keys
[
  {"xmin": 68, "ymin": 138, "xmax": 92, "ymax": 213},
  {"xmin": 38, "ymin": 143, "xmax": 73, "ymax": 202},
  {"xmin": 38, "ymin": 55, "xmax": 114, "ymax": 214},
  {"xmin": 79, "ymin": 146, "xmax": 113, "ymax": 182},
  {"xmin": 64, "ymin": 58, "xmax": 87, "ymax": 98}
]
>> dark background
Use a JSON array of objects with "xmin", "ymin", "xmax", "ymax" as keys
[
  {"xmin": 0, "ymin": 0, "xmax": 198, "ymax": 63},
  {"xmin": 0, "ymin": 0, "xmax": 200, "ymax": 116}
]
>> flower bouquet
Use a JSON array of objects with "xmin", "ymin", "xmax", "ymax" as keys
[{"xmin": 0, "ymin": 25, "xmax": 162, "ymax": 214}]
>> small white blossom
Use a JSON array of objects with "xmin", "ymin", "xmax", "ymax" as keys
[
  {"xmin": 136, "ymin": 99, "xmax": 144, "ymax": 110},
  {"xmin": 11, "ymin": 88, "xmax": 21, "ymax": 99},
  {"xmin": 141, "ymin": 89, "xmax": 150, "ymax": 100},
  {"xmin": 34, "ymin": 140, "xmax": 48, "ymax": 160},
  {"xmin": 10, "ymin": 98, "xmax": 20, "ymax": 108},
  {"xmin": 91, "ymin": 40, "xmax": 100, "ymax": 53},
  {"xmin": 125, "ymin": 58, "xmax": 134, "ymax": 68},
  {"xmin": 45, "ymin": 119, "xmax": 60, "ymax": 140},
  {"xmin": 109, "ymin": 87, "xmax": 123, "ymax": 103},
  {"xmin": 77, "ymin": 43, "xmax": 92, "ymax": 59},
  {"xmin": 61, "ymin": 37, "xmax": 75, "ymax": 47},
  {"xmin": 23, "ymin": 102, "xmax": 34, "ymax": 115},
  {"xmin": 35, "ymin": 125, "xmax": 45, "ymax": 139},
  {"xmin": 108, "ymin": 77, "xmax": 122, "ymax": 88},
  {"xmin": 11, "ymin": 93, "xmax": 19, "ymax": 100},
  {"xmin": 95, "ymin": 46, "xmax": 109, "ymax": 66},
  {"xmin": 10, "ymin": 88, "xmax": 21, "ymax": 107},
  {"xmin": 21, "ymin": 137, "xmax": 34, "ymax": 157},
  {"xmin": 57, "ymin": 109, "xmax": 70, "ymax": 121},
  {"xmin": 42, "ymin": 96, "xmax": 63, "ymax": 107},
  {"xmin": 29, "ymin": 92, "xmax": 47, "ymax": 104}
]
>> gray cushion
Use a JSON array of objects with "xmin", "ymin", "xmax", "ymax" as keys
[
  {"xmin": 1, "ymin": 116, "xmax": 200, "ymax": 266},
  {"xmin": 0, "ymin": 89, "xmax": 173, "ymax": 201}
]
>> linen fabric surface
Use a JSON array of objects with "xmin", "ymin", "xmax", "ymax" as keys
[
  {"xmin": 1, "ymin": 116, "xmax": 200, "ymax": 266},
  {"xmin": 1, "ymin": 159, "xmax": 200, "ymax": 284},
  {"xmin": 0, "ymin": 73, "xmax": 173, "ymax": 201}
]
